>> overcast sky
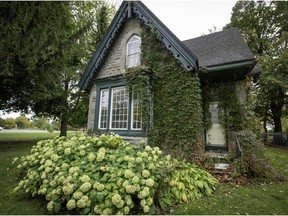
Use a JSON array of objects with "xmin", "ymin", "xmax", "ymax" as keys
[
  {"xmin": 141, "ymin": 0, "xmax": 237, "ymax": 40},
  {"xmin": 0, "ymin": 0, "xmax": 237, "ymax": 119}
]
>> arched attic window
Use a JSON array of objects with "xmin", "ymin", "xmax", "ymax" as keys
[{"xmin": 126, "ymin": 35, "xmax": 141, "ymax": 68}]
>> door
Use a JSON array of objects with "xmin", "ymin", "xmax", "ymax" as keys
[{"xmin": 206, "ymin": 102, "xmax": 226, "ymax": 147}]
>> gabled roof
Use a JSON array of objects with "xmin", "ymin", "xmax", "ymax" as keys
[
  {"xmin": 182, "ymin": 28, "xmax": 255, "ymax": 69},
  {"xmin": 79, "ymin": 1, "xmax": 198, "ymax": 90}
]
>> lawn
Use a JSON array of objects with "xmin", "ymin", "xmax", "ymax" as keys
[
  {"xmin": 0, "ymin": 131, "xmax": 79, "ymax": 143},
  {"xmin": 0, "ymin": 134, "xmax": 287, "ymax": 215},
  {"xmin": 172, "ymin": 147, "xmax": 288, "ymax": 215}
]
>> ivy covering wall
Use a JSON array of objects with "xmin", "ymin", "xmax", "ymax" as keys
[{"xmin": 126, "ymin": 25, "xmax": 204, "ymax": 160}]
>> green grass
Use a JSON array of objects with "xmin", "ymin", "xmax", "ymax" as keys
[
  {"xmin": 172, "ymin": 146, "xmax": 288, "ymax": 215},
  {"xmin": 0, "ymin": 131, "xmax": 80, "ymax": 143},
  {"xmin": 0, "ymin": 142, "xmax": 48, "ymax": 215}
]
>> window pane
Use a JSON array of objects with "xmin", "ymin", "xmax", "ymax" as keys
[
  {"xmin": 99, "ymin": 89, "xmax": 109, "ymax": 129},
  {"xmin": 110, "ymin": 87, "xmax": 128, "ymax": 129},
  {"xmin": 131, "ymin": 91, "xmax": 142, "ymax": 130},
  {"xmin": 127, "ymin": 35, "xmax": 141, "ymax": 68}
]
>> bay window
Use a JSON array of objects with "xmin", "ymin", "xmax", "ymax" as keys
[{"xmin": 96, "ymin": 84, "xmax": 142, "ymax": 134}]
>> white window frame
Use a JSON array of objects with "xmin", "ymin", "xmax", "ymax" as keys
[
  {"xmin": 126, "ymin": 35, "xmax": 141, "ymax": 68},
  {"xmin": 98, "ymin": 89, "xmax": 109, "ymax": 129},
  {"xmin": 109, "ymin": 86, "xmax": 129, "ymax": 130},
  {"xmin": 131, "ymin": 91, "xmax": 142, "ymax": 130}
]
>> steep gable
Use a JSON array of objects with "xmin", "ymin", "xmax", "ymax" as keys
[{"xmin": 79, "ymin": 1, "xmax": 198, "ymax": 90}]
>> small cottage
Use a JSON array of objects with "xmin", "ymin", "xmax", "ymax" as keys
[{"xmin": 79, "ymin": 1, "xmax": 259, "ymax": 159}]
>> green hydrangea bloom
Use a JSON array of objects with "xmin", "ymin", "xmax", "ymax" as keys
[
  {"xmin": 80, "ymin": 175, "xmax": 90, "ymax": 183},
  {"xmin": 79, "ymin": 182, "xmax": 91, "ymax": 193},
  {"xmin": 142, "ymin": 170, "xmax": 150, "ymax": 178},
  {"xmin": 102, "ymin": 208, "xmax": 112, "ymax": 215},
  {"xmin": 111, "ymin": 194, "xmax": 122, "ymax": 206},
  {"xmin": 146, "ymin": 178, "xmax": 154, "ymax": 187},
  {"xmin": 66, "ymin": 199, "xmax": 76, "ymax": 210},
  {"xmin": 125, "ymin": 185, "xmax": 136, "ymax": 194},
  {"xmin": 47, "ymin": 201, "xmax": 54, "ymax": 212},
  {"xmin": 143, "ymin": 205, "xmax": 150, "ymax": 213},
  {"xmin": 124, "ymin": 170, "xmax": 134, "ymax": 178},
  {"xmin": 62, "ymin": 183, "xmax": 74, "ymax": 195},
  {"xmin": 132, "ymin": 176, "xmax": 140, "ymax": 184},
  {"xmin": 64, "ymin": 148, "xmax": 71, "ymax": 156},
  {"xmin": 88, "ymin": 153, "xmax": 96, "ymax": 162},
  {"xmin": 73, "ymin": 191, "xmax": 83, "ymax": 200},
  {"xmin": 136, "ymin": 157, "xmax": 143, "ymax": 163},
  {"xmin": 77, "ymin": 199, "xmax": 86, "ymax": 208}
]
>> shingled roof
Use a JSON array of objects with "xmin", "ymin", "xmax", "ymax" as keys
[{"xmin": 182, "ymin": 28, "xmax": 255, "ymax": 68}]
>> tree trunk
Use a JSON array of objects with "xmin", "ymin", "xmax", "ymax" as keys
[
  {"xmin": 263, "ymin": 116, "xmax": 268, "ymax": 142},
  {"xmin": 60, "ymin": 119, "xmax": 68, "ymax": 137}
]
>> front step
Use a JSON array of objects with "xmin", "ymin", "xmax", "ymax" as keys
[{"xmin": 214, "ymin": 162, "xmax": 230, "ymax": 170}]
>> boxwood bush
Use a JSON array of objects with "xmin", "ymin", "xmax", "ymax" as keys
[{"xmin": 13, "ymin": 133, "xmax": 218, "ymax": 214}]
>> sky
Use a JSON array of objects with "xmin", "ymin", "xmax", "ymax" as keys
[
  {"xmin": 141, "ymin": 0, "xmax": 238, "ymax": 40},
  {"xmin": 0, "ymin": 0, "xmax": 237, "ymax": 120}
]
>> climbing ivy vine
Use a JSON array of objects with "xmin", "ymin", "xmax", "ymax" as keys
[{"xmin": 126, "ymin": 25, "xmax": 204, "ymax": 160}]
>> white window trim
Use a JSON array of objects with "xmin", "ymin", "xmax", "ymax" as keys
[
  {"xmin": 126, "ymin": 35, "xmax": 141, "ymax": 68},
  {"xmin": 109, "ymin": 86, "xmax": 128, "ymax": 130},
  {"xmin": 98, "ymin": 89, "xmax": 109, "ymax": 129},
  {"xmin": 131, "ymin": 92, "xmax": 142, "ymax": 131}
]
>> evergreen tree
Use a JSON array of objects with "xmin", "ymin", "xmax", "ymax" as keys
[{"xmin": 0, "ymin": 1, "xmax": 115, "ymax": 136}]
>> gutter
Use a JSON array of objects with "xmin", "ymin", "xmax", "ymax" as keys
[{"xmin": 205, "ymin": 60, "xmax": 254, "ymax": 72}]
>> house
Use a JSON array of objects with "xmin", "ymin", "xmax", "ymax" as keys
[{"xmin": 79, "ymin": 1, "xmax": 259, "ymax": 159}]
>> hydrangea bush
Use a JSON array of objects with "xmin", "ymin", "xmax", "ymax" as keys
[{"xmin": 13, "ymin": 133, "xmax": 218, "ymax": 214}]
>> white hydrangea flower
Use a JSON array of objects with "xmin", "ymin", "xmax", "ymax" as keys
[
  {"xmin": 66, "ymin": 199, "xmax": 76, "ymax": 210},
  {"xmin": 97, "ymin": 151, "xmax": 105, "ymax": 162},
  {"xmin": 125, "ymin": 185, "xmax": 136, "ymax": 194},
  {"xmin": 79, "ymin": 175, "xmax": 90, "ymax": 183},
  {"xmin": 62, "ymin": 183, "xmax": 74, "ymax": 195},
  {"xmin": 124, "ymin": 155, "xmax": 130, "ymax": 161},
  {"xmin": 145, "ymin": 145, "xmax": 152, "ymax": 152},
  {"xmin": 136, "ymin": 157, "xmax": 142, "ymax": 163},
  {"xmin": 77, "ymin": 198, "xmax": 86, "ymax": 208},
  {"xmin": 44, "ymin": 160, "xmax": 53, "ymax": 168},
  {"xmin": 64, "ymin": 148, "xmax": 71, "ymax": 156},
  {"xmin": 60, "ymin": 163, "xmax": 68, "ymax": 170},
  {"xmin": 140, "ymin": 139, "xmax": 146, "ymax": 145},
  {"xmin": 88, "ymin": 153, "xmax": 96, "ymax": 162},
  {"xmin": 102, "ymin": 208, "xmax": 112, "ymax": 215},
  {"xmin": 141, "ymin": 152, "xmax": 148, "ymax": 158},
  {"xmin": 146, "ymin": 178, "xmax": 154, "ymax": 187},
  {"xmin": 47, "ymin": 201, "xmax": 54, "ymax": 212},
  {"xmin": 50, "ymin": 154, "xmax": 59, "ymax": 162},
  {"xmin": 140, "ymin": 199, "xmax": 146, "ymax": 207},
  {"xmin": 124, "ymin": 206, "xmax": 130, "ymax": 215},
  {"xmin": 73, "ymin": 191, "xmax": 83, "ymax": 200},
  {"xmin": 94, "ymin": 205, "xmax": 102, "ymax": 214},
  {"xmin": 143, "ymin": 205, "xmax": 150, "ymax": 213},
  {"xmin": 124, "ymin": 170, "xmax": 134, "ymax": 178},
  {"xmin": 79, "ymin": 182, "xmax": 91, "ymax": 193},
  {"xmin": 111, "ymin": 194, "xmax": 122, "ymax": 206},
  {"xmin": 93, "ymin": 182, "xmax": 105, "ymax": 191},
  {"xmin": 132, "ymin": 176, "xmax": 140, "ymax": 184},
  {"xmin": 142, "ymin": 170, "xmax": 150, "ymax": 178}
]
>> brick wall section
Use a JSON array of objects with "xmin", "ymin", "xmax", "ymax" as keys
[
  {"xmin": 87, "ymin": 18, "xmax": 141, "ymax": 131},
  {"xmin": 97, "ymin": 19, "xmax": 141, "ymax": 79}
]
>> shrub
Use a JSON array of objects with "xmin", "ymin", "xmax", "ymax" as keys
[
  {"xmin": 13, "ymin": 133, "xmax": 218, "ymax": 214},
  {"xmin": 234, "ymin": 131, "xmax": 282, "ymax": 181}
]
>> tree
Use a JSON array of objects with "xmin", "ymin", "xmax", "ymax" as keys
[
  {"xmin": 4, "ymin": 118, "xmax": 15, "ymax": 129},
  {"xmin": 226, "ymin": 1, "xmax": 288, "ymax": 139},
  {"xmin": 0, "ymin": 2, "xmax": 115, "ymax": 136},
  {"xmin": 15, "ymin": 115, "xmax": 30, "ymax": 129},
  {"xmin": 0, "ymin": 117, "xmax": 5, "ymax": 127}
]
